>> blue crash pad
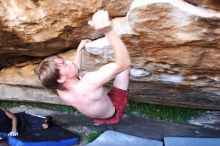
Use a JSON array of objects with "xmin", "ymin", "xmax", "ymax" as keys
[
  {"xmin": 164, "ymin": 137, "xmax": 220, "ymax": 146},
  {"xmin": 0, "ymin": 133, "xmax": 7, "ymax": 139},
  {"xmin": 85, "ymin": 130, "xmax": 163, "ymax": 146},
  {"xmin": 7, "ymin": 124, "xmax": 80, "ymax": 146},
  {"xmin": 8, "ymin": 136, "xmax": 79, "ymax": 146}
]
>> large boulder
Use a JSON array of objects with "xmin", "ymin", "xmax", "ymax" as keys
[
  {"xmin": 184, "ymin": 0, "xmax": 220, "ymax": 11},
  {"xmin": 0, "ymin": 0, "xmax": 220, "ymax": 109},
  {"xmin": 0, "ymin": 0, "xmax": 133, "ymax": 62}
]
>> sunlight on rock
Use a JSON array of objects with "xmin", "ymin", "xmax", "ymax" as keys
[
  {"xmin": 85, "ymin": 37, "xmax": 111, "ymax": 55},
  {"xmin": 130, "ymin": 68, "xmax": 150, "ymax": 78},
  {"xmin": 160, "ymin": 73, "xmax": 183, "ymax": 83}
]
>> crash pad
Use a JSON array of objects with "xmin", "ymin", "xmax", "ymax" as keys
[
  {"xmin": 85, "ymin": 130, "xmax": 163, "ymax": 146},
  {"xmin": 8, "ymin": 124, "xmax": 80, "ymax": 146},
  {"xmin": 164, "ymin": 137, "xmax": 220, "ymax": 146}
]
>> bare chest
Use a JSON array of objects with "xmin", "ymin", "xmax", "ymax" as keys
[{"xmin": 58, "ymin": 89, "xmax": 114, "ymax": 118}]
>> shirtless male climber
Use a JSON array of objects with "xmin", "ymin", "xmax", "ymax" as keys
[{"xmin": 36, "ymin": 10, "xmax": 131, "ymax": 124}]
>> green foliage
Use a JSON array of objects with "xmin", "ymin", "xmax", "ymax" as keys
[
  {"xmin": 0, "ymin": 101, "xmax": 76, "ymax": 113},
  {"xmin": 125, "ymin": 101, "xmax": 204, "ymax": 123},
  {"xmin": 86, "ymin": 131, "xmax": 102, "ymax": 143},
  {"xmin": 0, "ymin": 102, "xmax": 21, "ymax": 108},
  {"xmin": 0, "ymin": 101, "xmax": 204, "ymax": 124}
]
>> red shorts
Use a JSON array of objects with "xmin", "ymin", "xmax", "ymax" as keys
[{"xmin": 88, "ymin": 86, "xmax": 129, "ymax": 125}]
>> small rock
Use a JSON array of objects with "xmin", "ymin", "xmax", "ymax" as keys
[{"xmin": 130, "ymin": 68, "xmax": 150, "ymax": 77}]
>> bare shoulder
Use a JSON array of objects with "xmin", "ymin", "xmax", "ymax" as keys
[
  {"xmin": 81, "ymin": 71, "xmax": 96, "ymax": 82},
  {"xmin": 80, "ymin": 72, "xmax": 100, "ymax": 87}
]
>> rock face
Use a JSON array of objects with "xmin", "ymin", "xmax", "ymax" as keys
[
  {"xmin": 0, "ymin": 0, "xmax": 220, "ymax": 110},
  {"xmin": 185, "ymin": 0, "xmax": 220, "ymax": 11},
  {"xmin": 0, "ymin": 0, "xmax": 133, "ymax": 63}
]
